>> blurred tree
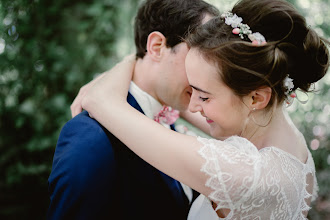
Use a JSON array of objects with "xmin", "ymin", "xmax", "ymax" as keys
[{"xmin": 0, "ymin": 0, "xmax": 139, "ymax": 219}]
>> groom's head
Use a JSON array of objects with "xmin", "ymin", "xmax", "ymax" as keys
[
  {"xmin": 134, "ymin": 0, "xmax": 219, "ymax": 59},
  {"xmin": 133, "ymin": 0, "xmax": 219, "ymax": 111}
]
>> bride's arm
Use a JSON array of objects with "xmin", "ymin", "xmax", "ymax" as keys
[
  {"xmin": 70, "ymin": 70, "xmax": 212, "ymax": 137},
  {"xmin": 82, "ymin": 56, "xmax": 211, "ymax": 197},
  {"xmin": 180, "ymin": 110, "xmax": 211, "ymax": 135}
]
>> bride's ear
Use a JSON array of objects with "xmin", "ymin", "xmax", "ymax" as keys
[
  {"xmin": 146, "ymin": 31, "xmax": 167, "ymax": 61},
  {"xmin": 248, "ymin": 87, "xmax": 272, "ymax": 110}
]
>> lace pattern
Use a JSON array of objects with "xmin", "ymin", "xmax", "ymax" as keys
[{"xmin": 197, "ymin": 136, "xmax": 318, "ymax": 220}]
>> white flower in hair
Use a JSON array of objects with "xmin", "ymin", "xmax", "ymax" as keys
[
  {"xmin": 248, "ymin": 33, "xmax": 266, "ymax": 45},
  {"xmin": 221, "ymin": 11, "xmax": 267, "ymax": 45},
  {"xmin": 224, "ymin": 13, "xmax": 243, "ymax": 28},
  {"xmin": 284, "ymin": 76, "xmax": 294, "ymax": 95}
]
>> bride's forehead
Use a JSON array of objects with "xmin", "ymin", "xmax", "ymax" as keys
[
  {"xmin": 186, "ymin": 50, "xmax": 210, "ymax": 72},
  {"xmin": 186, "ymin": 51, "xmax": 221, "ymax": 78}
]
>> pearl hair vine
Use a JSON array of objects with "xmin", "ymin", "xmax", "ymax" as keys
[{"xmin": 221, "ymin": 12, "xmax": 267, "ymax": 46}]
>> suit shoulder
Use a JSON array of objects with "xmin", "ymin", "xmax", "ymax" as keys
[
  {"xmin": 49, "ymin": 111, "xmax": 117, "ymax": 187},
  {"xmin": 47, "ymin": 112, "xmax": 117, "ymax": 219},
  {"xmin": 64, "ymin": 111, "xmax": 103, "ymax": 131},
  {"xmin": 53, "ymin": 111, "xmax": 116, "ymax": 167},
  {"xmin": 60, "ymin": 111, "xmax": 110, "ymax": 143}
]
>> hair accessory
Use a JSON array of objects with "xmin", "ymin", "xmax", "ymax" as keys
[
  {"xmin": 283, "ymin": 75, "xmax": 297, "ymax": 106},
  {"xmin": 283, "ymin": 75, "xmax": 295, "ymax": 105},
  {"xmin": 283, "ymin": 75, "xmax": 310, "ymax": 105},
  {"xmin": 284, "ymin": 76, "xmax": 294, "ymax": 96},
  {"xmin": 221, "ymin": 12, "xmax": 266, "ymax": 45}
]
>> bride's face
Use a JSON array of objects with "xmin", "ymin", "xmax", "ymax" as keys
[{"xmin": 185, "ymin": 48, "xmax": 250, "ymax": 140}]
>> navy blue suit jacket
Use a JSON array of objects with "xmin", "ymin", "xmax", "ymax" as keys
[{"xmin": 47, "ymin": 93, "xmax": 191, "ymax": 220}]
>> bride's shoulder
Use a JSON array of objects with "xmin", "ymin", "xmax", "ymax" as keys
[{"xmin": 197, "ymin": 135, "xmax": 259, "ymax": 155}]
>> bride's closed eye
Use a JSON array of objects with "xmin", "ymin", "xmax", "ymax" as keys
[{"xmin": 199, "ymin": 97, "xmax": 209, "ymax": 102}]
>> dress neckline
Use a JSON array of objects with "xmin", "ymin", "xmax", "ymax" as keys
[
  {"xmin": 224, "ymin": 135, "xmax": 311, "ymax": 166},
  {"xmin": 259, "ymin": 146, "xmax": 311, "ymax": 166}
]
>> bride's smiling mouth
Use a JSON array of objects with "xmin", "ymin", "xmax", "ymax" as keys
[
  {"xmin": 201, "ymin": 112, "xmax": 214, "ymax": 124},
  {"xmin": 206, "ymin": 117, "xmax": 214, "ymax": 123}
]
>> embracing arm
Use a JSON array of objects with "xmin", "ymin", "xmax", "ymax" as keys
[
  {"xmin": 70, "ymin": 66, "xmax": 212, "ymax": 137},
  {"xmin": 180, "ymin": 110, "xmax": 211, "ymax": 135},
  {"xmin": 82, "ymin": 56, "xmax": 212, "ymax": 197}
]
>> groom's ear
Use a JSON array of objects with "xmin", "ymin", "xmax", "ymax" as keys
[{"xmin": 146, "ymin": 31, "xmax": 167, "ymax": 62}]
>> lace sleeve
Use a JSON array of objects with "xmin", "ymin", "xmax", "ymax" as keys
[
  {"xmin": 197, "ymin": 136, "xmax": 262, "ymax": 211},
  {"xmin": 311, "ymin": 156, "xmax": 319, "ymax": 202}
]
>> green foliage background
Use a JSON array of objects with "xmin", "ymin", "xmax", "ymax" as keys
[
  {"xmin": 0, "ymin": 0, "xmax": 329, "ymax": 219},
  {"xmin": 0, "ymin": 0, "xmax": 138, "ymax": 219}
]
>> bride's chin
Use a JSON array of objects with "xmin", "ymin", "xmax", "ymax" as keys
[
  {"xmin": 210, "ymin": 131, "xmax": 227, "ymax": 141},
  {"xmin": 210, "ymin": 129, "xmax": 233, "ymax": 141},
  {"xmin": 215, "ymin": 136, "xmax": 228, "ymax": 141}
]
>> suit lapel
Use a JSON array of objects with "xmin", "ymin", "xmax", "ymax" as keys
[
  {"xmin": 127, "ymin": 92, "xmax": 144, "ymax": 114},
  {"xmin": 159, "ymin": 171, "xmax": 189, "ymax": 209}
]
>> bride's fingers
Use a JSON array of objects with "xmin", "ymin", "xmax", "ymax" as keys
[
  {"xmin": 70, "ymin": 86, "xmax": 86, "ymax": 117},
  {"xmin": 70, "ymin": 73, "xmax": 105, "ymax": 117}
]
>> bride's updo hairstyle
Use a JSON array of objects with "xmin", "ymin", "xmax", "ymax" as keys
[{"xmin": 186, "ymin": 0, "xmax": 329, "ymax": 108}]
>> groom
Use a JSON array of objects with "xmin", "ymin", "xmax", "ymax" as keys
[{"xmin": 47, "ymin": 0, "xmax": 218, "ymax": 219}]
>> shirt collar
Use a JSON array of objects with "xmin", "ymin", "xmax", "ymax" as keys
[{"xmin": 129, "ymin": 81, "xmax": 163, "ymax": 120}]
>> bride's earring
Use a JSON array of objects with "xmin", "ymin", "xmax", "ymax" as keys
[
  {"xmin": 250, "ymin": 107, "xmax": 273, "ymax": 127},
  {"xmin": 241, "ymin": 107, "xmax": 258, "ymax": 139}
]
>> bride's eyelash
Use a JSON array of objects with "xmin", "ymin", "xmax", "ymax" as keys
[{"xmin": 199, "ymin": 97, "xmax": 209, "ymax": 102}]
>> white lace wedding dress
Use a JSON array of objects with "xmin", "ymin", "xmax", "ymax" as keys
[{"xmin": 187, "ymin": 135, "xmax": 318, "ymax": 220}]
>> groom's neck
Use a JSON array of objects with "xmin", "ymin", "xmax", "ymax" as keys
[{"xmin": 132, "ymin": 56, "xmax": 163, "ymax": 104}]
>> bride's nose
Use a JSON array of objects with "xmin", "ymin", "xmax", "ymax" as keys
[{"xmin": 188, "ymin": 91, "xmax": 203, "ymax": 113}]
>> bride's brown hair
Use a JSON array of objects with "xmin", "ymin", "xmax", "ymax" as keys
[{"xmin": 186, "ymin": 0, "xmax": 329, "ymax": 108}]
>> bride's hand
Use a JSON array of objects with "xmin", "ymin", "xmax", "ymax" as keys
[
  {"xmin": 70, "ymin": 73, "xmax": 105, "ymax": 118},
  {"xmin": 82, "ymin": 54, "xmax": 136, "ymax": 118}
]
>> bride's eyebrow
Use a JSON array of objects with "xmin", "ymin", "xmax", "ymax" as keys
[{"xmin": 190, "ymin": 85, "xmax": 212, "ymax": 94}]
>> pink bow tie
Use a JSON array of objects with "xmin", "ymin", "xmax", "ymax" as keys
[{"xmin": 154, "ymin": 105, "xmax": 179, "ymax": 125}]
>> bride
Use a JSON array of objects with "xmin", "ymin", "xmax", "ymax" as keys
[{"xmin": 82, "ymin": 0, "xmax": 329, "ymax": 218}]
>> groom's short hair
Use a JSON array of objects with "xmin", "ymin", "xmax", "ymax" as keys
[{"xmin": 134, "ymin": 0, "xmax": 219, "ymax": 58}]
